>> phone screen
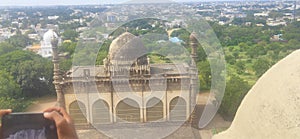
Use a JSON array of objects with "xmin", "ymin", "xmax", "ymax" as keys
[{"xmin": 1, "ymin": 113, "xmax": 58, "ymax": 139}]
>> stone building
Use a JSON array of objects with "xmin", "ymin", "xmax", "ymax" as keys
[{"xmin": 59, "ymin": 32, "xmax": 199, "ymax": 126}]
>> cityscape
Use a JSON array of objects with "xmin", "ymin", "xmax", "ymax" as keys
[{"xmin": 0, "ymin": 1, "xmax": 298, "ymax": 45}]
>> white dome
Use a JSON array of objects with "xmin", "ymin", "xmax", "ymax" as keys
[{"xmin": 43, "ymin": 29, "xmax": 58, "ymax": 45}]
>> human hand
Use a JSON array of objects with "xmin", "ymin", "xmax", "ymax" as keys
[
  {"xmin": 43, "ymin": 107, "xmax": 78, "ymax": 139},
  {"xmin": 0, "ymin": 109, "xmax": 12, "ymax": 138}
]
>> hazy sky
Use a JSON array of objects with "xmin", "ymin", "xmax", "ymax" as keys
[{"xmin": 0, "ymin": 0, "xmax": 204, "ymax": 6}]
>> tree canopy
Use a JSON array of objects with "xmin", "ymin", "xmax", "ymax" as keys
[
  {"xmin": 219, "ymin": 75, "xmax": 250, "ymax": 120},
  {"xmin": 0, "ymin": 50, "xmax": 53, "ymax": 97}
]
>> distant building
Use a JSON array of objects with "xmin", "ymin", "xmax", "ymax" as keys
[
  {"xmin": 48, "ymin": 16, "xmax": 59, "ymax": 20},
  {"xmin": 39, "ymin": 29, "xmax": 58, "ymax": 58},
  {"xmin": 27, "ymin": 33, "xmax": 40, "ymax": 41},
  {"xmin": 245, "ymin": 22, "xmax": 252, "ymax": 26},
  {"xmin": 267, "ymin": 21, "xmax": 286, "ymax": 26},
  {"xmin": 27, "ymin": 44, "xmax": 41, "ymax": 53},
  {"xmin": 0, "ymin": 28, "xmax": 12, "ymax": 40},
  {"xmin": 270, "ymin": 34, "xmax": 285, "ymax": 42},
  {"xmin": 256, "ymin": 23, "xmax": 265, "ymax": 27},
  {"xmin": 254, "ymin": 12, "xmax": 269, "ymax": 17}
]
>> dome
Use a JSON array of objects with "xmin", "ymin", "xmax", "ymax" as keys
[
  {"xmin": 108, "ymin": 32, "xmax": 147, "ymax": 65},
  {"xmin": 42, "ymin": 29, "xmax": 58, "ymax": 46},
  {"xmin": 108, "ymin": 32, "xmax": 136, "ymax": 60}
]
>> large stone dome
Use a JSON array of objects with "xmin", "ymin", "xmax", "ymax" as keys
[
  {"xmin": 108, "ymin": 32, "xmax": 136, "ymax": 60},
  {"xmin": 108, "ymin": 32, "xmax": 147, "ymax": 65}
]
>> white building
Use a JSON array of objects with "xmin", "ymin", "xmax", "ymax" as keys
[
  {"xmin": 39, "ymin": 29, "xmax": 58, "ymax": 58},
  {"xmin": 254, "ymin": 12, "xmax": 269, "ymax": 17}
]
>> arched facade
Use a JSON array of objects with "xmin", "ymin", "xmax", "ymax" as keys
[
  {"xmin": 92, "ymin": 99, "xmax": 110, "ymax": 124},
  {"xmin": 116, "ymin": 98, "xmax": 140, "ymax": 122},
  {"xmin": 169, "ymin": 97, "xmax": 187, "ymax": 121},
  {"xmin": 146, "ymin": 97, "xmax": 164, "ymax": 122},
  {"xmin": 69, "ymin": 100, "xmax": 87, "ymax": 124}
]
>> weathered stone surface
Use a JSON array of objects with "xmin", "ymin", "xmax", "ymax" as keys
[{"xmin": 213, "ymin": 50, "xmax": 300, "ymax": 139}]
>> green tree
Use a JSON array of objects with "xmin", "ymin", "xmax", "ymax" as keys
[
  {"xmin": 0, "ymin": 50, "xmax": 54, "ymax": 97},
  {"xmin": 0, "ymin": 70, "xmax": 22, "ymax": 98},
  {"xmin": 62, "ymin": 29, "xmax": 79, "ymax": 42},
  {"xmin": 219, "ymin": 75, "xmax": 250, "ymax": 121},
  {"xmin": 197, "ymin": 60, "xmax": 211, "ymax": 90},
  {"xmin": 235, "ymin": 61, "xmax": 245, "ymax": 74},
  {"xmin": 6, "ymin": 34, "xmax": 32, "ymax": 48},
  {"xmin": 0, "ymin": 70, "xmax": 30, "ymax": 112},
  {"xmin": 59, "ymin": 59, "xmax": 72, "ymax": 73},
  {"xmin": 287, "ymin": 39, "xmax": 300, "ymax": 50},
  {"xmin": 225, "ymin": 55, "xmax": 236, "ymax": 65},
  {"xmin": 247, "ymin": 44, "xmax": 267, "ymax": 58},
  {"xmin": 16, "ymin": 60, "xmax": 53, "ymax": 97},
  {"xmin": 253, "ymin": 58, "xmax": 271, "ymax": 77},
  {"xmin": 238, "ymin": 42, "xmax": 249, "ymax": 52},
  {"xmin": 283, "ymin": 21, "xmax": 300, "ymax": 41},
  {"xmin": 0, "ymin": 42, "xmax": 17, "ymax": 55},
  {"xmin": 0, "ymin": 97, "xmax": 31, "ymax": 112},
  {"xmin": 59, "ymin": 42, "xmax": 76, "ymax": 55}
]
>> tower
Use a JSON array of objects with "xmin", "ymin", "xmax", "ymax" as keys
[
  {"xmin": 51, "ymin": 34, "xmax": 65, "ymax": 108},
  {"xmin": 190, "ymin": 32, "xmax": 198, "ymax": 63},
  {"xmin": 189, "ymin": 32, "xmax": 199, "ymax": 127}
]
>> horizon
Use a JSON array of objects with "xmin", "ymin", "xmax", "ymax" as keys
[{"xmin": 0, "ymin": 0, "xmax": 277, "ymax": 7}]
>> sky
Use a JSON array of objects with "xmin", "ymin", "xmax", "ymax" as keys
[{"xmin": 0, "ymin": 0, "xmax": 204, "ymax": 6}]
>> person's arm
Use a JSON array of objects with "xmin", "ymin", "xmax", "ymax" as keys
[
  {"xmin": 43, "ymin": 107, "xmax": 78, "ymax": 139},
  {"xmin": 0, "ymin": 109, "xmax": 12, "ymax": 138}
]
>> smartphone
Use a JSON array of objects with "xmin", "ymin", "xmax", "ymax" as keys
[{"xmin": 1, "ymin": 113, "xmax": 58, "ymax": 139}]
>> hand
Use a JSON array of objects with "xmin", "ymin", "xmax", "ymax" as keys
[
  {"xmin": 0, "ymin": 109, "xmax": 12, "ymax": 138},
  {"xmin": 43, "ymin": 107, "xmax": 78, "ymax": 139}
]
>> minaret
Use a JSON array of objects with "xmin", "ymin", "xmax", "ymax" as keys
[
  {"xmin": 51, "ymin": 35, "xmax": 65, "ymax": 108},
  {"xmin": 190, "ymin": 32, "xmax": 198, "ymax": 63},
  {"xmin": 189, "ymin": 32, "xmax": 199, "ymax": 127}
]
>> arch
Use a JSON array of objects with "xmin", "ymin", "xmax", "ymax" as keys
[
  {"xmin": 116, "ymin": 98, "xmax": 140, "ymax": 122},
  {"xmin": 69, "ymin": 101, "xmax": 87, "ymax": 124},
  {"xmin": 169, "ymin": 97, "xmax": 186, "ymax": 121},
  {"xmin": 146, "ymin": 97, "xmax": 163, "ymax": 122},
  {"xmin": 92, "ymin": 99, "xmax": 110, "ymax": 124}
]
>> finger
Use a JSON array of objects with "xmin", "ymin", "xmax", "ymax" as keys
[
  {"xmin": 44, "ymin": 107, "xmax": 73, "ymax": 123},
  {"xmin": 44, "ymin": 111, "xmax": 65, "ymax": 126},
  {"xmin": 43, "ymin": 107, "xmax": 68, "ymax": 116},
  {"xmin": 43, "ymin": 107, "xmax": 62, "ymax": 113},
  {"xmin": 43, "ymin": 111, "xmax": 77, "ymax": 135},
  {"xmin": 57, "ymin": 108, "xmax": 72, "ymax": 122},
  {"xmin": 0, "ymin": 109, "xmax": 12, "ymax": 117}
]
